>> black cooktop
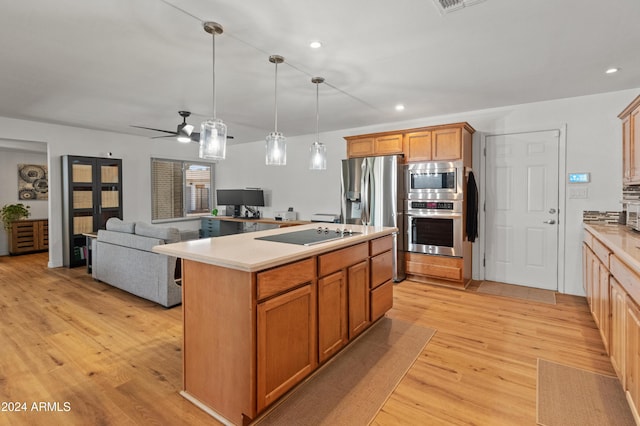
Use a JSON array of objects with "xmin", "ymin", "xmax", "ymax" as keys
[{"xmin": 255, "ymin": 228, "xmax": 361, "ymax": 246}]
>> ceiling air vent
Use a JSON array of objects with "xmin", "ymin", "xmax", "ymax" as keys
[{"xmin": 433, "ymin": 0, "xmax": 486, "ymax": 14}]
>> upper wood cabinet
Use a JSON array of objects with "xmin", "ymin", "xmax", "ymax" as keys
[
  {"xmin": 619, "ymin": 94, "xmax": 640, "ymax": 185},
  {"xmin": 346, "ymin": 133, "xmax": 403, "ymax": 158},
  {"xmin": 345, "ymin": 122, "xmax": 474, "ymax": 164}
]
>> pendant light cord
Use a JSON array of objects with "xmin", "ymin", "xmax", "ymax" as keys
[
  {"xmin": 212, "ymin": 32, "xmax": 217, "ymax": 119},
  {"xmin": 274, "ymin": 61, "xmax": 278, "ymax": 133},
  {"xmin": 315, "ymin": 82, "xmax": 320, "ymax": 140}
]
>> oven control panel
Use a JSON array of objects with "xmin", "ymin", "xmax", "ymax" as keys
[{"xmin": 410, "ymin": 201, "xmax": 454, "ymax": 210}]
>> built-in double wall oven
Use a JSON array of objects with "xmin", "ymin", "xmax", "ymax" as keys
[{"xmin": 405, "ymin": 161, "xmax": 465, "ymax": 257}]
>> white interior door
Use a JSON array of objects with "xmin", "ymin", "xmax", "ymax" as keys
[{"xmin": 484, "ymin": 130, "xmax": 560, "ymax": 290}]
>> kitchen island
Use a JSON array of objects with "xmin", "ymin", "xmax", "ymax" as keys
[{"xmin": 153, "ymin": 223, "xmax": 397, "ymax": 425}]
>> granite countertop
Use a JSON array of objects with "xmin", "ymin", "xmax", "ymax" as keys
[
  {"xmin": 583, "ymin": 222, "xmax": 640, "ymax": 274},
  {"xmin": 152, "ymin": 223, "xmax": 397, "ymax": 272}
]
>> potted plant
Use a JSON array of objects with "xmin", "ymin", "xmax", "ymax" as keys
[{"xmin": 1, "ymin": 203, "xmax": 31, "ymax": 231}]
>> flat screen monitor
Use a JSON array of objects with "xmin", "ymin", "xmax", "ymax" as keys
[
  {"xmin": 243, "ymin": 189, "xmax": 265, "ymax": 206},
  {"xmin": 216, "ymin": 189, "xmax": 244, "ymax": 206}
]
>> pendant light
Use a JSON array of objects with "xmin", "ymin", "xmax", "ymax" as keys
[
  {"xmin": 265, "ymin": 55, "xmax": 286, "ymax": 166},
  {"xmin": 199, "ymin": 21, "xmax": 227, "ymax": 160},
  {"xmin": 309, "ymin": 77, "xmax": 327, "ymax": 170}
]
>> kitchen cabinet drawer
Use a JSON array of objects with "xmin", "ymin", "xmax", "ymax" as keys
[
  {"xmin": 611, "ymin": 255, "xmax": 640, "ymax": 306},
  {"xmin": 371, "ymin": 279, "xmax": 393, "ymax": 322},
  {"xmin": 370, "ymin": 235, "xmax": 393, "ymax": 256},
  {"xmin": 592, "ymin": 237, "xmax": 612, "ymax": 269},
  {"xmin": 318, "ymin": 242, "xmax": 368, "ymax": 277},
  {"xmin": 257, "ymin": 257, "xmax": 316, "ymax": 300},
  {"xmin": 371, "ymin": 250, "xmax": 393, "ymax": 289},
  {"xmin": 406, "ymin": 252, "xmax": 463, "ymax": 281}
]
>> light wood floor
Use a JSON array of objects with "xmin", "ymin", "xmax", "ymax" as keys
[{"xmin": 0, "ymin": 253, "xmax": 612, "ymax": 425}]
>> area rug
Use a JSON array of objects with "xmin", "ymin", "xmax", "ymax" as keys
[
  {"xmin": 254, "ymin": 317, "xmax": 435, "ymax": 426},
  {"xmin": 537, "ymin": 358, "xmax": 635, "ymax": 426},
  {"xmin": 477, "ymin": 280, "xmax": 556, "ymax": 305}
]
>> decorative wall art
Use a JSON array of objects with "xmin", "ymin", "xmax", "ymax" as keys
[{"xmin": 18, "ymin": 164, "xmax": 48, "ymax": 200}]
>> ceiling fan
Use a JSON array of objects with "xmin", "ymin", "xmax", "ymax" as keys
[{"xmin": 132, "ymin": 111, "xmax": 233, "ymax": 143}]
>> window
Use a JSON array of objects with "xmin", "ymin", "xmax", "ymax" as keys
[{"xmin": 151, "ymin": 158, "xmax": 214, "ymax": 221}]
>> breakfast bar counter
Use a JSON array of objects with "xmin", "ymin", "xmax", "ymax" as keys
[{"xmin": 153, "ymin": 223, "xmax": 397, "ymax": 425}]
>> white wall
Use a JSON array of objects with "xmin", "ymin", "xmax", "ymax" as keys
[
  {"xmin": 0, "ymin": 118, "xmax": 209, "ymax": 267},
  {"xmin": 0, "ymin": 145, "xmax": 48, "ymax": 255},
  {"xmin": 217, "ymin": 88, "xmax": 640, "ymax": 296},
  {"xmin": 1, "ymin": 88, "xmax": 637, "ymax": 293}
]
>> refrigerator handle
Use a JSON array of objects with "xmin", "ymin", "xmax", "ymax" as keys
[{"xmin": 362, "ymin": 161, "xmax": 371, "ymax": 225}]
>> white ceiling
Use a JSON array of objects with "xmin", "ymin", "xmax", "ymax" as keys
[{"xmin": 1, "ymin": 0, "xmax": 639, "ymax": 145}]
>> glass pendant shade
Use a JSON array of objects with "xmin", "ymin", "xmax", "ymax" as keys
[
  {"xmin": 199, "ymin": 118, "xmax": 227, "ymax": 159},
  {"xmin": 266, "ymin": 55, "xmax": 286, "ymax": 165},
  {"xmin": 309, "ymin": 76, "xmax": 327, "ymax": 170},
  {"xmin": 265, "ymin": 131, "xmax": 286, "ymax": 165},
  {"xmin": 199, "ymin": 21, "xmax": 226, "ymax": 160},
  {"xmin": 309, "ymin": 140, "xmax": 326, "ymax": 170}
]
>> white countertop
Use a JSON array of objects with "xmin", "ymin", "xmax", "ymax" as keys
[
  {"xmin": 152, "ymin": 223, "xmax": 397, "ymax": 272},
  {"xmin": 584, "ymin": 222, "xmax": 640, "ymax": 274}
]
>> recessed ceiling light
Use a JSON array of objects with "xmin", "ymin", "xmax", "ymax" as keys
[
  {"xmin": 395, "ymin": 104, "xmax": 405, "ymax": 111},
  {"xmin": 309, "ymin": 41, "xmax": 322, "ymax": 49},
  {"xmin": 605, "ymin": 67, "xmax": 620, "ymax": 74}
]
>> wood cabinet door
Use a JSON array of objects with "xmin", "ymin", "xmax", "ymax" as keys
[
  {"xmin": 432, "ymin": 127, "xmax": 462, "ymax": 160},
  {"xmin": 318, "ymin": 271, "xmax": 348, "ymax": 363},
  {"xmin": 625, "ymin": 298, "xmax": 640, "ymax": 416},
  {"xmin": 374, "ymin": 134, "xmax": 404, "ymax": 155},
  {"xmin": 611, "ymin": 277, "xmax": 626, "ymax": 382},
  {"xmin": 257, "ymin": 284, "xmax": 317, "ymax": 412},
  {"xmin": 599, "ymin": 264, "xmax": 611, "ymax": 354},
  {"xmin": 37, "ymin": 220, "xmax": 48, "ymax": 250},
  {"xmin": 623, "ymin": 115, "xmax": 632, "ymax": 183},
  {"xmin": 631, "ymin": 107, "xmax": 640, "ymax": 184},
  {"xmin": 347, "ymin": 260, "xmax": 370, "ymax": 339},
  {"xmin": 405, "ymin": 131, "xmax": 432, "ymax": 162},
  {"xmin": 347, "ymin": 138, "xmax": 375, "ymax": 158}
]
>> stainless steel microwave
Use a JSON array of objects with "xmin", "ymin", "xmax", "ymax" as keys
[{"xmin": 406, "ymin": 161, "xmax": 464, "ymax": 200}]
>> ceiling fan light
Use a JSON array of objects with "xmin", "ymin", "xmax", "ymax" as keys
[
  {"xmin": 199, "ymin": 118, "xmax": 227, "ymax": 160},
  {"xmin": 177, "ymin": 123, "xmax": 195, "ymax": 143},
  {"xmin": 309, "ymin": 141, "xmax": 326, "ymax": 170},
  {"xmin": 265, "ymin": 131, "xmax": 286, "ymax": 165}
]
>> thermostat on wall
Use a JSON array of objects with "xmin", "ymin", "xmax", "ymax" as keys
[{"xmin": 568, "ymin": 172, "xmax": 590, "ymax": 183}]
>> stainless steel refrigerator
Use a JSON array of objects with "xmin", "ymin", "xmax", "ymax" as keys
[{"xmin": 341, "ymin": 155, "xmax": 405, "ymax": 281}]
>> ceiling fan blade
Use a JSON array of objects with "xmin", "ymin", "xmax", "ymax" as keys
[
  {"xmin": 152, "ymin": 134, "xmax": 177, "ymax": 139},
  {"xmin": 189, "ymin": 133, "xmax": 235, "ymax": 142},
  {"xmin": 131, "ymin": 125, "xmax": 177, "ymax": 135}
]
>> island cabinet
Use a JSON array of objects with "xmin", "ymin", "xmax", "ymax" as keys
[
  {"xmin": 317, "ymin": 242, "xmax": 369, "ymax": 362},
  {"xmin": 620, "ymin": 94, "xmax": 640, "ymax": 184},
  {"xmin": 167, "ymin": 225, "xmax": 397, "ymax": 425},
  {"xmin": 256, "ymin": 258, "xmax": 317, "ymax": 411}
]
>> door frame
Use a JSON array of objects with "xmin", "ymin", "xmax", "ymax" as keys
[{"xmin": 475, "ymin": 124, "xmax": 567, "ymax": 292}]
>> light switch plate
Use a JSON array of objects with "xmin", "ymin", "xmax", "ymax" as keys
[{"xmin": 569, "ymin": 187, "xmax": 588, "ymax": 199}]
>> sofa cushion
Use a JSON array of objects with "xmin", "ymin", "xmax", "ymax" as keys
[
  {"xmin": 135, "ymin": 222, "xmax": 180, "ymax": 244},
  {"xmin": 106, "ymin": 217, "xmax": 135, "ymax": 234}
]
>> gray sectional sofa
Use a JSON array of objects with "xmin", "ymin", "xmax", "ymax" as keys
[{"xmin": 91, "ymin": 218, "xmax": 198, "ymax": 307}]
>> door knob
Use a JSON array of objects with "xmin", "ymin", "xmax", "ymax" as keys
[
  {"xmin": 543, "ymin": 219, "xmax": 556, "ymax": 224},
  {"xmin": 549, "ymin": 208, "xmax": 557, "ymax": 214}
]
